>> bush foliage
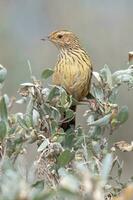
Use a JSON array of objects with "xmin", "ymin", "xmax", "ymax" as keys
[{"xmin": 0, "ymin": 57, "xmax": 133, "ymax": 200}]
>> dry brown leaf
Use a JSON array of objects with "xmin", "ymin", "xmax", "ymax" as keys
[
  {"xmin": 113, "ymin": 184, "xmax": 133, "ymax": 200},
  {"xmin": 113, "ymin": 141, "xmax": 133, "ymax": 152}
]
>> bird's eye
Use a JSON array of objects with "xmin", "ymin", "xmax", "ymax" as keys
[{"xmin": 57, "ymin": 34, "xmax": 63, "ymax": 39}]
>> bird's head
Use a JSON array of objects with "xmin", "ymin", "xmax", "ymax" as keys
[{"xmin": 42, "ymin": 30, "xmax": 80, "ymax": 50}]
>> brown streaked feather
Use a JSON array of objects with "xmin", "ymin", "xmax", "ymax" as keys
[{"xmin": 53, "ymin": 48, "xmax": 92, "ymax": 101}]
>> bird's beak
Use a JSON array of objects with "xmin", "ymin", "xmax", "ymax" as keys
[
  {"xmin": 41, "ymin": 38, "xmax": 46, "ymax": 41},
  {"xmin": 41, "ymin": 36, "xmax": 50, "ymax": 41}
]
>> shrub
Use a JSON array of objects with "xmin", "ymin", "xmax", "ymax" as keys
[{"xmin": 0, "ymin": 53, "xmax": 133, "ymax": 200}]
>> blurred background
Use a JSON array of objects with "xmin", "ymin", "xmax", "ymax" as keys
[{"xmin": 0, "ymin": 0, "xmax": 133, "ymax": 179}]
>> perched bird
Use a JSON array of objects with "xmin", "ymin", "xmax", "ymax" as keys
[{"xmin": 42, "ymin": 30, "xmax": 93, "ymax": 130}]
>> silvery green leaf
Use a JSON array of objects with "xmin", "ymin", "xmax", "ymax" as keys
[
  {"xmin": 20, "ymin": 82, "xmax": 35, "ymax": 86},
  {"xmin": 112, "ymin": 68, "xmax": 133, "ymax": 86},
  {"xmin": 43, "ymin": 103, "xmax": 51, "ymax": 116},
  {"xmin": 42, "ymin": 88, "xmax": 50, "ymax": 97},
  {"xmin": 88, "ymin": 113, "xmax": 111, "ymax": 126},
  {"xmin": 26, "ymin": 163, "xmax": 36, "ymax": 184},
  {"xmin": 91, "ymin": 126, "xmax": 102, "ymax": 139},
  {"xmin": 57, "ymin": 150, "xmax": 75, "ymax": 167},
  {"xmin": 59, "ymin": 173, "xmax": 79, "ymax": 192},
  {"xmin": 25, "ymin": 114, "xmax": 33, "ymax": 128},
  {"xmin": 61, "ymin": 92, "xmax": 73, "ymax": 109},
  {"xmin": 47, "ymin": 86, "xmax": 60, "ymax": 101},
  {"xmin": 92, "ymin": 85, "xmax": 104, "ymax": 102},
  {"xmin": 58, "ymin": 167, "xmax": 68, "ymax": 177},
  {"xmin": 101, "ymin": 153, "xmax": 112, "ymax": 184},
  {"xmin": 26, "ymin": 98, "xmax": 33, "ymax": 114},
  {"xmin": 16, "ymin": 97, "xmax": 27, "ymax": 104},
  {"xmin": 93, "ymin": 71, "xmax": 103, "ymax": 85},
  {"xmin": 3, "ymin": 94, "xmax": 10, "ymax": 106},
  {"xmin": 51, "ymin": 120, "xmax": 58, "ymax": 133},
  {"xmin": 17, "ymin": 115, "xmax": 28, "ymax": 130},
  {"xmin": 37, "ymin": 138, "xmax": 49, "ymax": 152},
  {"xmin": 0, "ymin": 65, "xmax": 7, "ymax": 83},
  {"xmin": 0, "ymin": 96, "xmax": 8, "ymax": 123},
  {"xmin": 86, "ymin": 114, "xmax": 95, "ymax": 124},
  {"xmin": 92, "ymin": 141, "xmax": 101, "ymax": 154},
  {"xmin": 117, "ymin": 160, "xmax": 124, "ymax": 179},
  {"xmin": 32, "ymin": 109, "xmax": 40, "ymax": 127},
  {"xmin": 60, "ymin": 90, "xmax": 68, "ymax": 107},
  {"xmin": 65, "ymin": 109, "xmax": 74, "ymax": 120},
  {"xmin": 16, "ymin": 112, "xmax": 23, "ymax": 118},
  {"xmin": 109, "ymin": 87, "xmax": 118, "ymax": 103},
  {"xmin": 87, "ymin": 114, "xmax": 96, "ymax": 135},
  {"xmin": 128, "ymin": 64, "xmax": 133, "ymax": 70},
  {"xmin": 114, "ymin": 74, "xmax": 133, "ymax": 84},
  {"xmin": 51, "ymin": 106, "xmax": 61, "ymax": 122},
  {"xmin": 117, "ymin": 106, "xmax": 128, "ymax": 124},
  {"xmin": 41, "ymin": 68, "xmax": 54, "ymax": 79},
  {"xmin": 0, "ymin": 120, "xmax": 7, "ymax": 140},
  {"xmin": 100, "ymin": 64, "xmax": 112, "ymax": 88},
  {"xmin": 32, "ymin": 180, "xmax": 44, "ymax": 191}
]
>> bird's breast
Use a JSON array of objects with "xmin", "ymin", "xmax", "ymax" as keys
[{"xmin": 52, "ymin": 52, "xmax": 92, "ymax": 100}]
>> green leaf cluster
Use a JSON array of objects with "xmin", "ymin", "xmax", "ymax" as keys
[{"xmin": 0, "ymin": 62, "xmax": 133, "ymax": 200}]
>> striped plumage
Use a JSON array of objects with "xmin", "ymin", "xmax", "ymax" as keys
[{"xmin": 47, "ymin": 30, "xmax": 92, "ymax": 101}]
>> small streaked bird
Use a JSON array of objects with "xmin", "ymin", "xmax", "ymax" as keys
[{"xmin": 42, "ymin": 30, "xmax": 93, "ymax": 129}]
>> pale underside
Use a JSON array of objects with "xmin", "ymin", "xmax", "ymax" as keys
[{"xmin": 52, "ymin": 51, "xmax": 92, "ymax": 101}]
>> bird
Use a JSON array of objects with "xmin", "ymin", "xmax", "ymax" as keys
[{"xmin": 42, "ymin": 30, "xmax": 93, "ymax": 130}]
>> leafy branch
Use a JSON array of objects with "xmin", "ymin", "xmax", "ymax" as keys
[{"xmin": 0, "ymin": 52, "xmax": 133, "ymax": 200}]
